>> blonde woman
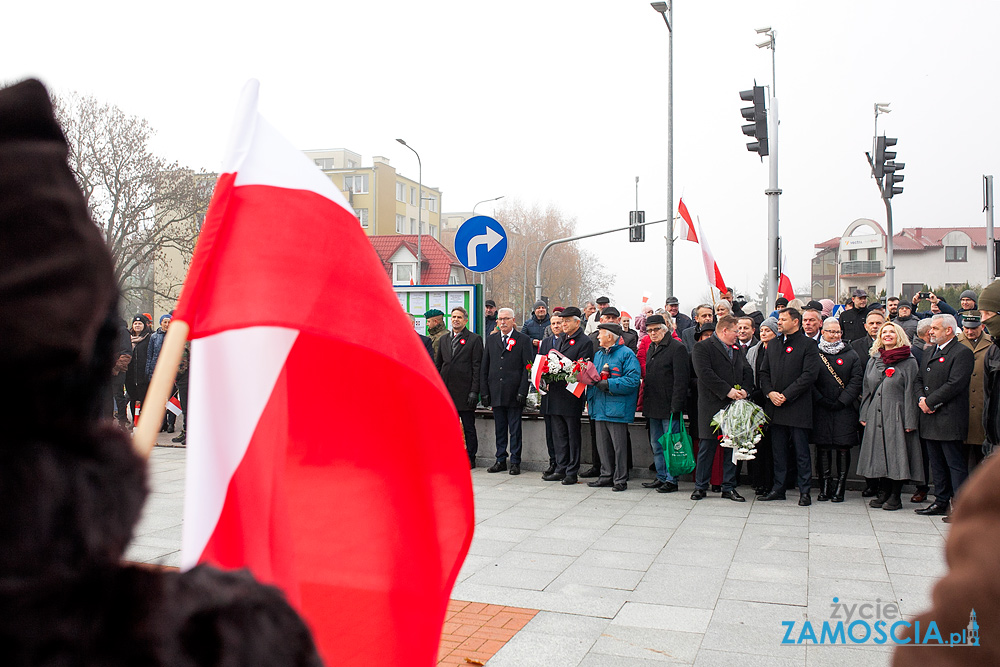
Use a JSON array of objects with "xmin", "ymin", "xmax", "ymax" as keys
[{"xmin": 857, "ymin": 321, "xmax": 924, "ymax": 510}]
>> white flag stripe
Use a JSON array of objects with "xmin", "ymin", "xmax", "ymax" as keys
[{"xmin": 181, "ymin": 325, "xmax": 299, "ymax": 570}]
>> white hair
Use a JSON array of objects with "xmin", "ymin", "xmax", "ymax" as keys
[
  {"xmin": 917, "ymin": 319, "xmax": 933, "ymax": 336},
  {"xmin": 716, "ymin": 300, "xmax": 732, "ymax": 312},
  {"xmin": 497, "ymin": 307, "xmax": 515, "ymax": 319},
  {"xmin": 932, "ymin": 313, "xmax": 958, "ymax": 333}
]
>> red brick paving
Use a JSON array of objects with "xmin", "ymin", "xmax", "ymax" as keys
[{"xmin": 438, "ymin": 600, "xmax": 539, "ymax": 665}]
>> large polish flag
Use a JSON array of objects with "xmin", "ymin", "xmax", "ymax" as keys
[
  {"xmin": 677, "ymin": 199, "xmax": 727, "ymax": 294},
  {"xmin": 174, "ymin": 80, "xmax": 474, "ymax": 666},
  {"xmin": 676, "ymin": 198, "xmax": 699, "ymax": 242}
]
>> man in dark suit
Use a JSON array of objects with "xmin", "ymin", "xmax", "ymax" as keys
[
  {"xmin": 541, "ymin": 306, "xmax": 595, "ymax": 485},
  {"xmin": 736, "ymin": 316, "xmax": 759, "ymax": 352},
  {"xmin": 850, "ymin": 310, "xmax": 885, "ymax": 361},
  {"xmin": 481, "ymin": 307, "xmax": 532, "ymax": 475},
  {"xmin": 537, "ymin": 311, "xmax": 563, "ymax": 476},
  {"xmin": 408, "ymin": 312, "xmax": 434, "ymax": 359},
  {"xmin": 690, "ymin": 315, "xmax": 754, "ymax": 502},
  {"xmin": 759, "ymin": 307, "xmax": 821, "ymax": 505},
  {"xmin": 436, "ymin": 306, "xmax": 484, "ymax": 469},
  {"xmin": 915, "ymin": 313, "xmax": 975, "ymax": 520},
  {"xmin": 682, "ymin": 304, "xmax": 715, "ymax": 353}
]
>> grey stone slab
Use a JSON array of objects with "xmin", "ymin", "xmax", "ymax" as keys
[
  {"xmin": 746, "ymin": 512, "xmax": 811, "ymax": 527},
  {"xmin": 141, "ymin": 525, "xmax": 183, "ymax": 543},
  {"xmin": 473, "ymin": 525, "xmax": 536, "ymax": 543},
  {"xmin": 657, "ymin": 539, "xmax": 739, "ymax": 568},
  {"xmin": 575, "ymin": 549, "xmax": 657, "ymax": 571},
  {"xmin": 738, "ymin": 534, "xmax": 810, "ymax": 552},
  {"xmin": 456, "ymin": 554, "xmax": 495, "ymax": 582},
  {"xmin": 128, "ymin": 534, "xmax": 183, "ymax": 551},
  {"xmin": 805, "ymin": 644, "xmax": 894, "ymax": 666},
  {"xmin": 589, "ymin": 534, "xmax": 669, "ymax": 555},
  {"xmin": 808, "ymin": 545, "xmax": 885, "ymax": 565},
  {"xmin": 720, "ymin": 578, "xmax": 808, "ymax": 606},
  {"xmin": 466, "ymin": 536, "xmax": 516, "ymax": 557},
  {"xmin": 882, "ymin": 556, "xmax": 946, "ymax": 578},
  {"xmin": 496, "ymin": 550, "xmax": 577, "ymax": 572},
  {"xmin": 670, "ymin": 523, "xmax": 745, "ymax": 541},
  {"xmin": 808, "ymin": 532, "xmax": 880, "ymax": 549},
  {"xmin": 807, "ymin": 560, "xmax": 890, "ymax": 582},
  {"xmin": 123, "ymin": 543, "xmax": 176, "ymax": 563},
  {"xmin": 874, "ymin": 530, "xmax": 945, "ymax": 547},
  {"xmin": 617, "ymin": 512, "xmax": 687, "ymax": 529},
  {"xmin": 694, "ymin": 648, "xmax": 804, "ymax": 667},
  {"xmin": 631, "ymin": 565, "xmax": 728, "ymax": 609},
  {"xmin": 464, "ymin": 565, "xmax": 561, "ymax": 591},
  {"xmin": 533, "ymin": 525, "xmax": 609, "ymax": 542},
  {"xmin": 877, "ymin": 542, "xmax": 945, "ymax": 562},
  {"xmin": 480, "ymin": 512, "xmax": 553, "ymax": 530},
  {"xmin": 547, "ymin": 514, "xmax": 621, "ymax": 530},
  {"xmin": 578, "ymin": 654, "xmax": 682, "ymax": 667},
  {"xmin": 518, "ymin": 536, "xmax": 596, "ymax": 557},
  {"xmin": 700, "ymin": 599, "xmax": 807, "ymax": 659},
  {"xmin": 741, "ymin": 522, "xmax": 810, "ymax": 539},
  {"xmin": 727, "ymin": 561, "xmax": 809, "ymax": 584},
  {"xmin": 590, "ymin": 624, "xmax": 704, "ymax": 663},
  {"xmin": 555, "ymin": 564, "xmax": 645, "ymax": 591},
  {"xmin": 485, "ymin": 630, "xmax": 595, "ymax": 667},
  {"xmin": 614, "ymin": 602, "xmax": 714, "ymax": 633},
  {"xmin": 888, "ymin": 573, "xmax": 940, "ymax": 595},
  {"xmin": 732, "ymin": 546, "xmax": 809, "ymax": 567},
  {"xmin": 522, "ymin": 610, "xmax": 610, "ymax": 639}
]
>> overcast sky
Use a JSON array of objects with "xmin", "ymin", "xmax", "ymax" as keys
[{"xmin": 5, "ymin": 0, "xmax": 998, "ymax": 312}]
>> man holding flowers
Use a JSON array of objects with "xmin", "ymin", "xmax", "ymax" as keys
[{"xmin": 543, "ymin": 307, "xmax": 594, "ymax": 485}]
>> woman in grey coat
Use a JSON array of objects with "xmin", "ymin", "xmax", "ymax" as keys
[{"xmin": 857, "ymin": 321, "xmax": 924, "ymax": 510}]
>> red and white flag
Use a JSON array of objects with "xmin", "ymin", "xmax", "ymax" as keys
[
  {"xmin": 165, "ymin": 395, "xmax": 182, "ymax": 416},
  {"xmin": 696, "ymin": 216, "xmax": 728, "ymax": 294},
  {"xmin": 530, "ymin": 353, "xmax": 546, "ymax": 392},
  {"xmin": 174, "ymin": 80, "xmax": 474, "ymax": 666},
  {"xmin": 778, "ymin": 256, "xmax": 796, "ymax": 300},
  {"xmin": 676, "ymin": 198, "xmax": 699, "ymax": 243}
]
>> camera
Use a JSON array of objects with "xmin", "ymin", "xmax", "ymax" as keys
[{"xmin": 918, "ymin": 292, "xmax": 931, "ymax": 299}]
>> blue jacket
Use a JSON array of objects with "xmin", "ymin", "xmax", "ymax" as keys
[
  {"xmin": 521, "ymin": 314, "xmax": 550, "ymax": 342},
  {"xmin": 144, "ymin": 329, "xmax": 167, "ymax": 380},
  {"xmin": 587, "ymin": 343, "xmax": 641, "ymax": 423}
]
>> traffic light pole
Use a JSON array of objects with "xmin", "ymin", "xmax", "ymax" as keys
[
  {"xmin": 766, "ymin": 96, "xmax": 781, "ymax": 311},
  {"xmin": 865, "ymin": 150, "xmax": 896, "ymax": 297}
]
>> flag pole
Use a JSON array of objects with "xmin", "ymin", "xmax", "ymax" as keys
[{"xmin": 133, "ymin": 320, "xmax": 190, "ymax": 458}]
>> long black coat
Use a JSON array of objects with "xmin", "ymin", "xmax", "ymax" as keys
[
  {"xmin": 851, "ymin": 335, "xmax": 875, "ymax": 361},
  {"xmin": 691, "ymin": 335, "xmax": 754, "ymax": 437},
  {"xmin": 642, "ymin": 337, "xmax": 690, "ymax": 419},
  {"xmin": 435, "ymin": 328, "xmax": 483, "ymax": 412},
  {"xmin": 759, "ymin": 330, "xmax": 820, "ymax": 428},
  {"xmin": 918, "ymin": 338, "xmax": 975, "ymax": 441},
  {"xmin": 481, "ymin": 329, "xmax": 532, "ymax": 408},
  {"xmin": 839, "ymin": 304, "xmax": 872, "ymax": 343},
  {"xmin": 811, "ymin": 346, "xmax": 864, "ymax": 447},
  {"xmin": 545, "ymin": 326, "xmax": 594, "ymax": 417}
]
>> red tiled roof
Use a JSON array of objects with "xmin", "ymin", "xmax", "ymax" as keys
[
  {"xmin": 368, "ymin": 234, "xmax": 466, "ymax": 285},
  {"xmin": 815, "ymin": 227, "xmax": 987, "ymax": 252}
]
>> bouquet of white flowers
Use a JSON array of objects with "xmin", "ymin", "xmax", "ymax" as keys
[
  {"xmin": 710, "ymin": 393, "xmax": 768, "ymax": 463},
  {"xmin": 528, "ymin": 350, "xmax": 587, "ymax": 395}
]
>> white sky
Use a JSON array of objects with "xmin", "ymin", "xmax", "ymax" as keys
[{"xmin": 4, "ymin": 0, "xmax": 998, "ymax": 312}]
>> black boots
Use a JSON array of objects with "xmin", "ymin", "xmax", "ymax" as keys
[
  {"xmin": 831, "ymin": 449, "xmax": 850, "ymax": 503},
  {"xmin": 869, "ymin": 478, "xmax": 891, "ymax": 508},
  {"xmin": 816, "ymin": 449, "xmax": 833, "ymax": 501},
  {"xmin": 882, "ymin": 480, "xmax": 904, "ymax": 511}
]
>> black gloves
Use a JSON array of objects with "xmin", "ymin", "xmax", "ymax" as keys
[
  {"xmin": 481, "ymin": 395, "xmax": 491, "ymax": 408},
  {"xmin": 596, "ymin": 380, "xmax": 610, "ymax": 392},
  {"xmin": 467, "ymin": 392, "xmax": 478, "ymax": 410},
  {"xmin": 516, "ymin": 394, "xmax": 527, "ymax": 407}
]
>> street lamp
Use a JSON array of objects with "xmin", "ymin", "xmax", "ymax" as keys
[
  {"xmin": 473, "ymin": 195, "xmax": 504, "ymax": 214},
  {"xmin": 396, "ymin": 138, "xmax": 422, "ymax": 285},
  {"xmin": 650, "ymin": 1, "xmax": 674, "ymax": 299}
]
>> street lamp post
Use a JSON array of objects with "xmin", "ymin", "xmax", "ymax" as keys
[
  {"xmin": 396, "ymin": 138, "xmax": 422, "ymax": 285},
  {"xmin": 651, "ymin": 1, "xmax": 674, "ymax": 299}
]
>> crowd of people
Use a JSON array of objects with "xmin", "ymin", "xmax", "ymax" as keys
[{"xmin": 425, "ymin": 285, "xmax": 1000, "ymax": 519}]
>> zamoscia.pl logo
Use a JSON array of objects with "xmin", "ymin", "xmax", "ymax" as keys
[{"xmin": 780, "ymin": 598, "xmax": 980, "ymax": 647}]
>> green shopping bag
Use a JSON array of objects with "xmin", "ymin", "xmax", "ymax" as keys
[{"xmin": 661, "ymin": 415, "xmax": 695, "ymax": 476}]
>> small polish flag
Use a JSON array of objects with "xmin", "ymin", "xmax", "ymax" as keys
[
  {"xmin": 165, "ymin": 396, "xmax": 182, "ymax": 416},
  {"xmin": 531, "ymin": 353, "xmax": 547, "ymax": 393},
  {"xmin": 566, "ymin": 381, "xmax": 586, "ymax": 398}
]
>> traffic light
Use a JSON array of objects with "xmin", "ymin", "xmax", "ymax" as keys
[
  {"xmin": 629, "ymin": 210, "xmax": 645, "ymax": 242},
  {"xmin": 883, "ymin": 161, "xmax": 904, "ymax": 198},
  {"xmin": 874, "ymin": 136, "xmax": 897, "ymax": 178},
  {"xmin": 740, "ymin": 85, "xmax": 768, "ymax": 157}
]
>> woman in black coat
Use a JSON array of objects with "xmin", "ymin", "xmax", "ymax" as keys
[
  {"xmin": 123, "ymin": 315, "xmax": 152, "ymax": 425},
  {"xmin": 811, "ymin": 318, "xmax": 864, "ymax": 502}
]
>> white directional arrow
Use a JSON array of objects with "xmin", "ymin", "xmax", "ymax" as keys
[{"xmin": 465, "ymin": 226, "xmax": 503, "ymax": 269}]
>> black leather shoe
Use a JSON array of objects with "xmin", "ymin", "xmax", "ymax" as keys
[
  {"xmin": 915, "ymin": 501, "xmax": 949, "ymax": 516},
  {"xmin": 641, "ymin": 480, "xmax": 664, "ymax": 489},
  {"xmin": 166, "ymin": 424, "xmax": 175, "ymax": 433},
  {"xmin": 612, "ymin": 483, "xmax": 627, "ymax": 492},
  {"xmin": 690, "ymin": 488, "xmax": 707, "ymax": 500},
  {"xmin": 882, "ymin": 496, "xmax": 902, "ymax": 511},
  {"xmin": 758, "ymin": 491, "xmax": 786, "ymax": 501},
  {"xmin": 657, "ymin": 482, "xmax": 679, "ymax": 493},
  {"xmin": 711, "ymin": 485, "xmax": 722, "ymax": 493},
  {"xmin": 579, "ymin": 467, "xmax": 600, "ymax": 478},
  {"xmin": 588, "ymin": 480, "xmax": 612, "ymax": 488},
  {"xmin": 509, "ymin": 464, "xmax": 520, "ymax": 476},
  {"xmin": 942, "ymin": 515, "xmax": 952, "ymax": 523},
  {"xmin": 561, "ymin": 476, "xmax": 578, "ymax": 485},
  {"xmin": 487, "ymin": 462, "xmax": 507, "ymax": 473},
  {"xmin": 470, "ymin": 460, "xmax": 476, "ymax": 470},
  {"xmin": 542, "ymin": 472, "xmax": 565, "ymax": 482},
  {"xmin": 543, "ymin": 465, "xmax": 555, "ymax": 476},
  {"xmin": 861, "ymin": 483, "xmax": 879, "ymax": 498},
  {"xmin": 722, "ymin": 489, "xmax": 746, "ymax": 502},
  {"xmin": 172, "ymin": 431, "xmax": 186, "ymax": 443},
  {"xmin": 798, "ymin": 493, "xmax": 812, "ymax": 506}
]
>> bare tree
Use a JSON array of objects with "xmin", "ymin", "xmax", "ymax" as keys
[
  {"xmin": 487, "ymin": 200, "xmax": 614, "ymax": 320},
  {"xmin": 53, "ymin": 92, "xmax": 212, "ymax": 316}
]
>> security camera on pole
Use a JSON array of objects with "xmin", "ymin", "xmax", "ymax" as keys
[{"xmin": 738, "ymin": 26, "xmax": 780, "ymax": 310}]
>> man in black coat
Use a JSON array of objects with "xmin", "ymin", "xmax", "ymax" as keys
[
  {"xmin": 666, "ymin": 297, "xmax": 694, "ymax": 333},
  {"xmin": 541, "ymin": 307, "xmax": 594, "ymax": 485},
  {"xmin": 759, "ymin": 308, "xmax": 821, "ymax": 505},
  {"xmin": 642, "ymin": 314, "xmax": 690, "ymax": 493},
  {"xmin": 850, "ymin": 310, "xmax": 885, "ymax": 360},
  {"xmin": 682, "ymin": 304, "xmax": 715, "ymax": 353},
  {"xmin": 436, "ymin": 307, "xmax": 484, "ymax": 468},
  {"xmin": 481, "ymin": 308, "xmax": 532, "ymax": 475},
  {"xmin": 690, "ymin": 315, "xmax": 754, "ymax": 502},
  {"xmin": 537, "ymin": 312, "xmax": 563, "ymax": 476},
  {"xmin": 839, "ymin": 289, "xmax": 873, "ymax": 343},
  {"xmin": 915, "ymin": 314, "xmax": 975, "ymax": 519},
  {"xmin": 408, "ymin": 313, "xmax": 434, "ymax": 359}
]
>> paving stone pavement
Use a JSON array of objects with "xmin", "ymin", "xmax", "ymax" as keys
[{"xmin": 128, "ymin": 447, "xmax": 949, "ymax": 666}]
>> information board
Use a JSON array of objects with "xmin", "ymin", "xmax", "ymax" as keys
[{"xmin": 394, "ymin": 284, "xmax": 484, "ymax": 334}]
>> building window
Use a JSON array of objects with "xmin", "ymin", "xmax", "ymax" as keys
[
  {"xmin": 410, "ymin": 186, "xmax": 417, "ymax": 205},
  {"xmin": 429, "ymin": 224, "xmax": 437, "ymax": 239},
  {"xmin": 424, "ymin": 196, "xmax": 437, "ymax": 212},
  {"xmin": 410, "ymin": 218, "xmax": 417, "ymax": 234},
  {"xmin": 867, "ymin": 248, "xmax": 877, "ymax": 260},
  {"xmin": 396, "ymin": 182, "xmax": 405, "ymax": 201},
  {"xmin": 396, "ymin": 214, "xmax": 406, "ymax": 234},
  {"xmin": 344, "ymin": 174, "xmax": 369, "ymax": 194},
  {"xmin": 314, "ymin": 158, "xmax": 336, "ymax": 170},
  {"xmin": 848, "ymin": 249, "xmax": 858, "ymax": 261},
  {"xmin": 354, "ymin": 208, "xmax": 369, "ymax": 227},
  {"xmin": 347, "ymin": 160, "xmax": 358, "ymax": 168},
  {"xmin": 394, "ymin": 263, "xmax": 414, "ymax": 284},
  {"xmin": 945, "ymin": 246, "xmax": 968, "ymax": 262},
  {"xmin": 902, "ymin": 283, "xmax": 923, "ymax": 302}
]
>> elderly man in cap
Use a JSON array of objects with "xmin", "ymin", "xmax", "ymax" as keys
[
  {"xmin": 665, "ymin": 297, "xmax": 693, "ymax": 333},
  {"xmin": 585, "ymin": 296, "xmax": 611, "ymax": 335},
  {"xmin": 484, "ymin": 299, "xmax": 498, "ymax": 333},
  {"xmin": 641, "ymin": 314, "xmax": 690, "ymax": 492},
  {"xmin": 541, "ymin": 306, "xmax": 594, "ymax": 485},
  {"xmin": 424, "ymin": 309, "xmax": 448, "ymax": 357},
  {"xmin": 586, "ymin": 322, "xmax": 641, "ymax": 491},
  {"xmin": 958, "ymin": 313, "xmax": 992, "ymax": 471}
]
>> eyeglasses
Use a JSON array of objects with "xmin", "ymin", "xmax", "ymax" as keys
[
  {"xmin": 824, "ymin": 330, "xmax": 842, "ymax": 335},
  {"xmin": 498, "ymin": 316, "xmax": 514, "ymax": 321},
  {"xmin": 646, "ymin": 326, "xmax": 667, "ymax": 334}
]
